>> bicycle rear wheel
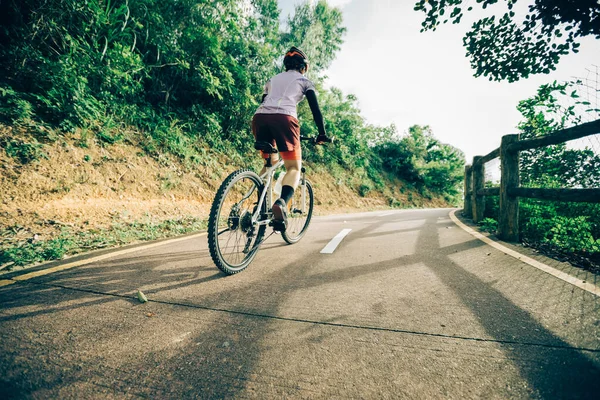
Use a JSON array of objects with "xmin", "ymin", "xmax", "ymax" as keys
[
  {"xmin": 282, "ymin": 179, "xmax": 314, "ymax": 244},
  {"xmin": 208, "ymin": 169, "xmax": 266, "ymax": 275}
]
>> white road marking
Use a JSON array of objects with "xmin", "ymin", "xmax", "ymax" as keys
[
  {"xmin": 172, "ymin": 332, "xmax": 192, "ymax": 344},
  {"xmin": 378, "ymin": 212, "xmax": 395, "ymax": 217},
  {"xmin": 320, "ymin": 229, "xmax": 352, "ymax": 254},
  {"xmin": 449, "ymin": 209, "xmax": 600, "ymax": 297}
]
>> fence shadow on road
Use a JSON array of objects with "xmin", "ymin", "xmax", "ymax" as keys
[
  {"xmin": 320, "ymin": 212, "xmax": 600, "ymax": 398},
  {"xmin": 1, "ymin": 211, "xmax": 599, "ymax": 398},
  {"xmin": 0, "ymin": 250, "xmax": 220, "ymax": 323},
  {"xmin": 132, "ymin": 211, "xmax": 600, "ymax": 397},
  {"xmin": 164, "ymin": 212, "xmax": 599, "ymax": 398}
]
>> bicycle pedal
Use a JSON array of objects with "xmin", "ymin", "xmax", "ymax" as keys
[{"xmin": 272, "ymin": 220, "xmax": 286, "ymax": 232}]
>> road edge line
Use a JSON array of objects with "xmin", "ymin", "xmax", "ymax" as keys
[
  {"xmin": 449, "ymin": 209, "xmax": 600, "ymax": 297},
  {"xmin": 2, "ymin": 232, "xmax": 208, "ymax": 285}
]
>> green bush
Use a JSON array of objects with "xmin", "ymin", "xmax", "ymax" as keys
[
  {"xmin": 519, "ymin": 200, "xmax": 600, "ymax": 254},
  {"xmin": 3, "ymin": 138, "xmax": 47, "ymax": 163},
  {"xmin": 372, "ymin": 125, "xmax": 465, "ymax": 194},
  {"xmin": 1, "ymin": 236, "xmax": 74, "ymax": 267},
  {"xmin": 545, "ymin": 216, "xmax": 600, "ymax": 253},
  {"xmin": 478, "ymin": 218, "xmax": 498, "ymax": 233},
  {"xmin": 0, "ymin": 217, "xmax": 209, "ymax": 268},
  {"xmin": 0, "ymin": 86, "xmax": 34, "ymax": 124},
  {"xmin": 483, "ymin": 184, "xmax": 500, "ymax": 219},
  {"xmin": 358, "ymin": 183, "xmax": 373, "ymax": 197}
]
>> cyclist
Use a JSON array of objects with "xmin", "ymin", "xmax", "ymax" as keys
[{"xmin": 252, "ymin": 46, "xmax": 331, "ymax": 231}]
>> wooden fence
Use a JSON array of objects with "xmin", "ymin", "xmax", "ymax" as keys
[{"xmin": 463, "ymin": 119, "xmax": 600, "ymax": 241}]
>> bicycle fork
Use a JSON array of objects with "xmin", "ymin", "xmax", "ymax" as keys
[{"xmin": 290, "ymin": 167, "xmax": 307, "ymax": 216}]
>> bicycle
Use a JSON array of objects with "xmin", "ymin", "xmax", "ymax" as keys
[{"xmin": 208, "ymin": 136, "xmax": 321, "ymax": 275}]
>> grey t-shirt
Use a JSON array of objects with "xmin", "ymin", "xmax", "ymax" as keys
[{"xmin": 255, "ymin": 70, "xmax": 315, "ymax": 119}]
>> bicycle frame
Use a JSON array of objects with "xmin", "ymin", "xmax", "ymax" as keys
[
  {"xmin": 248, "ymin": 159, "xmax": 308, "ymax": 227},
  {"xmin": 208, "ymin": 135, "xmax": 322, "ymax": 274},
  {"xmin": 251, "ymin": 159, "xmax": 284, "ymax": 226}
]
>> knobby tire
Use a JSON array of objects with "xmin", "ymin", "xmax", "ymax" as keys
[
  {"xmin": 208, "ymin": 169, "xmax": 265, "ymax": 275},
  {"xmin": 282, "ymin": 179, "xmax": 314, "ymax": 244}
]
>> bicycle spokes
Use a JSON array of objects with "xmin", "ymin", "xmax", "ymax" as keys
[
  {"xmin": 208, "ymin": 170, "xmax": 266, "ymax": 274},
  {"xmin": 282, "ymin": 180, "xmax": 314, "ymax": 244}
]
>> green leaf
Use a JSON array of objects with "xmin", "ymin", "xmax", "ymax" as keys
[{"xmin": 137, "ymin": 290, "xmax": 148, "ymax": 303}]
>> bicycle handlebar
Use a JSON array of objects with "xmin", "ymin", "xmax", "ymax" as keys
[{"xmin": 300, "ymin": 135, "xmax": 334, "ymax": 144}]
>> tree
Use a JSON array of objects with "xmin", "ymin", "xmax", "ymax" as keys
[
  {"xmin": 299, "ymin": 86, "xmax": 368, "ymax": 167},
  {"xmin": 422, "ymin": 136, "xmax": 465, "ymax": 194},
  {"xmin": 374, "ymin": 125, "xmax": 465, "ymax": 193},
  {"xmin": 516, "ymin": 81, "xmax": 600, "ymax": 188},
  {"xmin": 414, "ymin": 0, "xmax": 600, "ymax": 82},
  {"xmin": 0, "ymin": 0, "xmax": 282, "ymax": 140},
  {"xmin": 281, "ymin": 0, "xmax": 346, "ymax": 77},
  {"xmin": 515, "ymin": 80, "xmax": 600, "ymax": 251}
]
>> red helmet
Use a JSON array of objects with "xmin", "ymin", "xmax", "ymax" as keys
[{"xmin": 283, "ymin": 46, "xmax": 309, "ymax": 72}]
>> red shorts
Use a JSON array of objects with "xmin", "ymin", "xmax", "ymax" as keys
[{"xmin": 252, "ymin": 113, "xmax": 302, "ymax": 160}]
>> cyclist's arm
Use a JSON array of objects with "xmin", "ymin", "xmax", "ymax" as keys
[
  {"xmin": 305, "ymin": 89, "xmax": 327, "ymax": 138},
  {"xmin": 261, "ymin": 80, "xmax": 270, "ymax": 104}
]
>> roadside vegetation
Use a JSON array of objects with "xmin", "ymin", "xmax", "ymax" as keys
[
  {"xmin": 416, "ymin": 0, "xmax": 600, "ymax": 271},
  {"xmin": 0, "ymin": 0, "xmax": 465, "ymax": 270},
  {"xmin": 1, "ymin": 217, "xmax": 208, "ymax": 268},
  {"xmin": 479, "ymin": 82, "xmax": 600, "ymax": 272}
]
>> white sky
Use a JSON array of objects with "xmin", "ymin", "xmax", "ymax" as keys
[{"xmin": 278, "ymin": 0, "xmax": 600, "ymax": 162}]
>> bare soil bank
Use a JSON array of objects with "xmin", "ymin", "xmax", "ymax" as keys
[{"xmin": 1, "ymin": 124, "xmax": 450, "ymax": 265}]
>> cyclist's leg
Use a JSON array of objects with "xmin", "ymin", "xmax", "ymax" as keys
[
  {"xmin": 252, "ymin": 114, "xmax": 279, "ymax": 175},
  {"xmin": 281, "ymin": 157, "xmax": 301, "ymax": 190},
  {"xmin": 271, "ymin": 150, "xmax": 300, "ymax": 229},
  {"xmin": 278, "ymin": 115, "xmax": 302, "ymax": 195},
  {"xmin": 256, "ymin": 114, "xmax": 301, "ymax": 229},
  {"xmin": 257, "ymin": 153, "xmax": 279, "ymax": 176}
]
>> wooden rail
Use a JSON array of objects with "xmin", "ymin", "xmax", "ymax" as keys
[
  {"xmin": 463, "ymin": 119, "xmax": 600, "ymax": 241},
  {"xmin": 509, "ymin": 188, "xmax": 600, "ymax": 202}
]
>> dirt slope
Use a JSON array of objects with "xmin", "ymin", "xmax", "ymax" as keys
[{"xmin": 1, "ymin": 124, "xmax": 449, "ymax": 259}]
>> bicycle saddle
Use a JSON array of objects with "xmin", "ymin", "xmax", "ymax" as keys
[{"xmin": 254, "ymin": 141, "xmax": 278, "ymax": 154}]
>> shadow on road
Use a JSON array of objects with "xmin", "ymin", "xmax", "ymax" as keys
[
  {"xmin": 1, "ymin": 211, "xmax": 599, "ymax": 398},
  {"xmin": 0, "ymin": 250, "xmax": 219, "ymax": 322}
]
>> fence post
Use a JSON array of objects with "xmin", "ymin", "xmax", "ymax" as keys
[
  {"xmin": 472, "ymin": 156, "xmax": 485, "ymax": 223},
  {"xmin": 463, "ymin": 165, "xmax": 472, "ymax": 218},
  {"xmin": 498, "ymin": 134, "xmax": 520, "ymax": 241}
]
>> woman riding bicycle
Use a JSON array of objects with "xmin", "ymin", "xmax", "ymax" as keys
[{"xmin": 252, "ymin": 46, "xmax": 331, "ymax": 231}]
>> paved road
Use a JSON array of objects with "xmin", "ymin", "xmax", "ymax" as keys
[{"xmin": 1, "ymin": 208, "xmax": 599, "ymax": 399}]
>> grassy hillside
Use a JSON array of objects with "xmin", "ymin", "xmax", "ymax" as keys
[
  {"xmin": 0, "ymin": 123, "xmax": 451, "ymax": 272},
  {"xmin": 0, "ymin": 1, "xmax": 464, "ymax": 271}
]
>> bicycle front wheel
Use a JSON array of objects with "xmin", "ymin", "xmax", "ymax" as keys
[
  {"xmin": 282, "ymin": 179, "xmax": 314, "ymax": 244},
  {"xmin": 208, "ymin": 169, "xmax": 265, "ymax": 275}
]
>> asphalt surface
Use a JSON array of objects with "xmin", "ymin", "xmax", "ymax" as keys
[{"xmin": 1, "ymin": 208, "xmax": 599, "ymax": 399}]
